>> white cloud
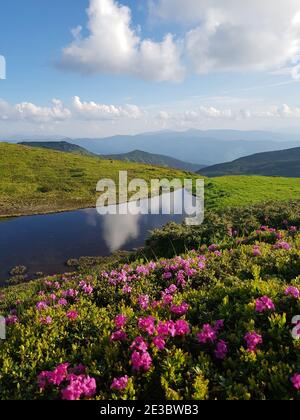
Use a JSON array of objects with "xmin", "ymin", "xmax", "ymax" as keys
[
  {"xmin": 58, "ymin": 0, "xmax": 300, "ymax": 82},
  {"xmin": 1, "ymin": 95, "xmax": 300, "ymax": 136},
  {"xmin": 72, "ymin": 96, "xmax": 143, "ymax": 120},
  {"xmin": 59, "ymin": 0, "xmax": 185, "ymax": 82},
  {"xmin": 0, "ymin": 97, "xmax": 144, "ymax": 124},
  {"xmin": 255, "ymin": 104, "xmax": 300, "ymax": 118},
  {"xmin": 157, "ymin": 106, "xmax": 234, "ymax": 123},
  {"xmin": 153, "ymin": 0, "xmax": 300, "ymax": 78},
  {"xmin": 0, "ymin": 99, "xmax": 71, "ymax": 123}
]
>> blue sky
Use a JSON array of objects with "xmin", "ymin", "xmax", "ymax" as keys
[{"xmin": 0, "ymin": 0, "xmax": 300, "ymax": 137}]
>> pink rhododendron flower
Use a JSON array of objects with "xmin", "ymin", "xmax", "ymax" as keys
[
  {"xmin": 175, "ymin": 320, "xmax": 190, "ymax": 336},
  {"xmin": 208, "ymin": 244, "xmax": 219, "ymax": 252},
  {"xmin": 163, "ymin": 271, "xmax": 173, "ymax": 280},
  {"xmin": 40, "ymin": 316, "xmax": 52, "ymax": 325},
  {"xmin": 58, "ymin": 298, "xmax": 68, "ymax": 307},
  {"xmin": 197, "ymin": 324, "xmax": 217, "ymax": 344},
  {"xmin": 131, "ymin": 351, "xmax": 152, "ymax": 372},
  {"xmin": 162, "ymin": 293, "xmax": 173, "ymax": 305},
  {"xmin": 38, "ymin": 364, "xmax": 96, "ymax": 400},
  {"xmin": 5, "ymin": 315, "xmax": 19, "ymax": 325},
  {"xmin": 186, "ymin": 268, "xmax": 197, "ymax": 277},
  {"xmin": 274, "ymin": 241, "xmax": 291, "ymax": 250},
  {"xmin": 136, "ymin": 265, "xmax": 150, "ymax": 276},
  {"xmin": 244, "ymin": 332, "xmax": 263, "ymax": 352},
  {"xmin": 36, "ymin": 301, "xmax": 48, "ymax": 312},
  {"xmin": 138, "ymin": 295, "xmax": 150, "ymax": 310},
  {"xmin": 255, "ymin": 296, "xmax": 275, "ymax": 313},
  {"xmin": 49, "ymin": 294, "xmax": 57, "ymax": 301},
  {"xmin": 122, "ymin": 285, "xmax": 132, "ymax": 294},
  {"xmin": 151, "ymin": 301, "xmax": 161, "ymax": 309},
  {"xmin": 138, "ymin": 316, "xmax": 156, "ymax": 335},
  {"xmin": 147, "ymin": 262, "xmax": 157, "ymax": 271},
  {"xmin": 61, "ymin": 375, "xmax": 96, "ymax": 400},
  {"xmin": 111, "ymin": 376, "xmax": 129, "ymax": 391},
  {"xmin": 165, "ymin": 284, "xmax": 177, "ymax": 295},
  {"xmin": 285, "ymin": 286, "xmax": 300, "ymax": 299},
  {"xmin": 215, "ymin": 340, "xmax": 228, "ymax": 360},
  {"xmin": 156, "ymin": 321, "xmax": 176, "ymax": 338},
  {"xmin": 66, "ymin": 311, "xmax": 78, "ymax": 321},
  {"xmin": 130, "ymin": 336, "xmax": 148, "ymax": 352},
  {"xmin": 253, "ymin": 246, "xmax": 262, "ymax": 257},
  {"xmin": 62, "ymin": 289, "xmax": 79, "ymax": 298},
  {"xmin": 152, "ymin": 336, "xmax": 166, "ymax": 350},
  {"xmin": 82, "ymin": 284, "xmax": 93, "ymax": 295},
  {"xmin": 171, "ymin": 302, "xmax": 189, "ymax": 316},
  {"xmin": 38, "ymin": 363, "xmax": 70, "ymax": 390},
  {"xmin": 198, "ymin": 261, "xmax": 206, "ymax": 270},
  {"xmin": 114, "ymin": 314, "xmax": 127, "ymax": 329},
  {"xmin": 110, "ymin": 330, "xmax": 128, "ymax": 342},
  {"xmin": 291, "ymin": 374, "xmax": 300, "ymax": 390}
]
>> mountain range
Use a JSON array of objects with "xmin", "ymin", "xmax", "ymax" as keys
[
  {"xmin": 71, "ymin": 130, "xmax": 300, "ymax": 165},
  {"xmin": 7, "ymin": 129, "xmax": 300, "ymax": 168},
  {"xmin": 19, "ymin": 141, "xmax": 205, "ymax": 172},
  {"xmin": 200, "ymin": 146, "xmax": 300, "ymax": 178}
]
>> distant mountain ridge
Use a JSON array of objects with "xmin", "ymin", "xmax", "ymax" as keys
[
  {"xmin": 6, "ymin": 129, "xmax": 300, "ymax": 165},
  {"xmin": 200, "ymin": 146, "xmax": 300, "ymax": 178},
  {"xmin": 103, "ymin": 150, "xmax": 205, "ymax": 172},
  {"xmin": 70, "ymin": 130, "xmax": 300, "ymax": 165},
  {"xmin": 19, "ymin": 141, "xmax": 94, "ymax": 156}
]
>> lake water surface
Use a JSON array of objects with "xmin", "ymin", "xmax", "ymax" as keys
[{"xmin": 0, "ymin": 189, "xmax": 196, "ymax": 281}]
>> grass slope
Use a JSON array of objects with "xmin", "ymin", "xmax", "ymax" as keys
[
  {"xmin": 0, "ymin": 143, "xmax": 198, "ymax": 218},
  {"xmin": 103, "ymin": 150, "xmax": 205, "ymax": 172},
  {"xmin": 1, "ymin": 143, "xmax": 300, "ymax": 218},
  {"xmin": 207, "ymin": 176, "xmax": 300, "ymax": 210},
  {"xmin": 201, "ymin": 146, "xmax": 300, "ymax": 178},
  {"xmin": 19, "ymin": 141, "xmax": 95, "ymax": 157}
]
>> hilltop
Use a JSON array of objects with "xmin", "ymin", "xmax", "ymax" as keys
[
  {"xmin": 103, "ymin": 150, "xmax": 205, "ymax": 172},
  {"xmin": 1, "ymin": 143, "xmax": 300, "ymax": 217},
  {"xmin": 201, "ymin": 146, "xmax": 300, "ymax": 178},
  {"xmin": 19, "ymin": 141, "xmax": 95, "ymax": 157},
  {"xmin": 0, "ymin": 143, "xmax": 198, "ymax": 218}
]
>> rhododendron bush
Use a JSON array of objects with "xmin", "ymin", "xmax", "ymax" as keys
[{"xmin": 0, "ymin": 203, "xmax": 300, "ymax": 400}]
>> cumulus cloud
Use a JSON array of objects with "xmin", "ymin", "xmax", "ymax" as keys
[
  {"xmin": 0, "ymin": 99, "xmax": 71, "ymax": 123},
  {"xmin": 59, "ymin": 0, "xmax": 185, "ymax": 82},
  {"xmin": 152, "ymin": 0, "xmax": 300, "ymax": 78},
  {"xmin": 0, "ymin": 97, "xmax": 144, "ymax": 124},
  {"xmin": 72, "ymin": 96, "xmax": 143, "ymax": 120}
]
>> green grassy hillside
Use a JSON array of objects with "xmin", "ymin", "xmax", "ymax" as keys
[
  {"xmin": 207, "ymin": 176, "xmax": 300, "ymax": 210},
  {"xmin": 1, "ymin": 143, "xmax": 300, "ymax": 218},
  {"xmin": 19, "ymin": 141, "xmax": 95, "ymax": 156},
  {"xmin": 201, "ymin": 146, "xmax": 300, "ymax": 178},
  {"xmin": 0, "ymin": 143, "xmax": 199, "ymax": 218}
]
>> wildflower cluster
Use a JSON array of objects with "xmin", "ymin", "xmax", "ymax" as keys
[{"xmin": 1, "ymin": 208, "xmax": 300, "ymax": 400}]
